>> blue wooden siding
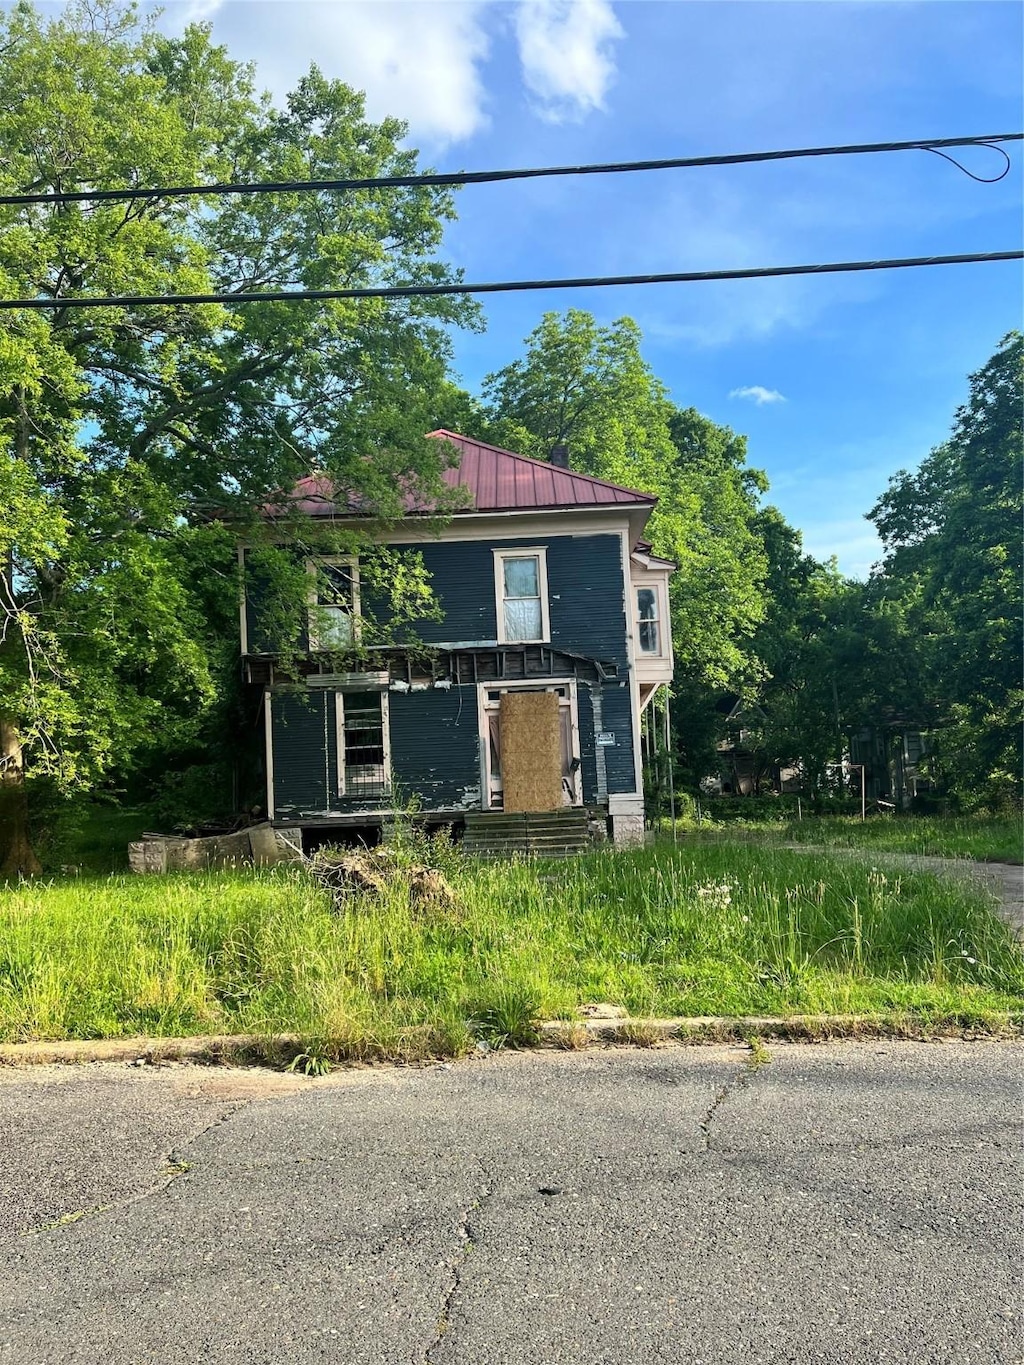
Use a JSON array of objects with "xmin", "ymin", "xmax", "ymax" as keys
[
  {"xmin": 389, "ymin": 688, "xmax": 481, "ymax": 810},
  {"xmin": 271, "ymin": 687, "xmax": 482, "ymax": 817},
  {"xmin": 271, "ymin": 691, "xmax": 336, "ymax": 817},
  {"xmin": 598, "ymin": 685, "xmax": 638, "ymax": 794},
  {"xmin": 270, "ymin": 680, "xmax": 634, "ymax": 816},
  {"xmin": 576, "ymin": 684, "xmax": 598, "ymax": 803},
  {"xmin": 361, "ymin": 534, "xmax": 629, "ymax": 667},
  {"xmin": 246, "ymin": 534, "xmax": 630, "ymax": 666},
  {"xmin": 247, "ymin": 529, "xmax": 630, "ymax": 663},
  {"xmin": 260, "ymin": 529, "xmax": 640, "ymax": 818}
]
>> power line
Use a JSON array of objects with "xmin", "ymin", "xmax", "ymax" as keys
[
  {"xmin": 1, "ymin": 250, "xmax": 1019, "ymax": 311},
  {"xmin": 0, "ymin": 134, "xmax": 1019, "ymax": 207}
]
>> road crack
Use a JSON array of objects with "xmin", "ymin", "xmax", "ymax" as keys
[
  {"xmin": 17, "ymin": 1100, "xmax": 250, "ymax": 1237},
  {"xmin": 700, "ymin": 1048, "xmax": 769, "ymax": 1152},
  {"xmin": 424, "ymin": 1162, "xmax": 497, "ymax": 1362}
]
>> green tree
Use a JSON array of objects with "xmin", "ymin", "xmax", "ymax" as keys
[
  {"xmin": 868, "ymin": 332, "xmax": 1023, "ymax": 803},
  {"xmin": 0, "ymin": 1, "xmax": 477, "ymax": 869},
  {"xmin": 483, "ymin": 309, "xmax": 769, "ymax": 689}
]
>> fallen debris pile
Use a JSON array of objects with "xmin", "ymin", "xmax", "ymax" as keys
[
  {"xmin": 129, "ymin": 823, "xmax": 302, "ymax": 873},
  {"xmin": 307, "ymin": 846, "xmax": 458, "ymax": 915}
]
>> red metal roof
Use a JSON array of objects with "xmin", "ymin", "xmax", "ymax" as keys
[
  {"xmin": 425, "ymin": 430, "xmax": 657, "ymax": 512},
  {"xmin": 269, "ymin": 431, "xmax": 657, "ymax": 518}
]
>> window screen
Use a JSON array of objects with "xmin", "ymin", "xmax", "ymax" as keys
[{"xmin": 341, "ymin": 692, "xmax": 387, "ymax": 796}]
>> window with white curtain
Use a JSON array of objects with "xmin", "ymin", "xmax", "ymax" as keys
[{"xmin": 494, "ymin": 548, "xmax": 549, "ymax": 643}]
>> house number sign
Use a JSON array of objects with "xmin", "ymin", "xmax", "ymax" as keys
[{"xmin": 595, "ymin": 731, "xmax": 616, "ymax": 746}]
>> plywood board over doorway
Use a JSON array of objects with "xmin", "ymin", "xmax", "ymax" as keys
[{"xmin": 500, "ymin": 691, "xmax": 562, "ymax": 812}]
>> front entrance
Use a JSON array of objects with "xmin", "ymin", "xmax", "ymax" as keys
[{"xmin": 480, "ymin": 682, "xmax": 582, "ymax": 811}]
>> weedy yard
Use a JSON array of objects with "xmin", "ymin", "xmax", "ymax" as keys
[
  {"xmin": 691, "ymin": 812, "xmax": 1023, "ymax": 864},
  {"xmin": 2, "ymin": 841, "xmax": 1020, "ymax": 1062}
]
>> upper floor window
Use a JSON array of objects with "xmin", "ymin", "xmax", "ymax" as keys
[
  {"xmin": 308, "ymin": 556, "xmax": 359, "ymax": 649},
  {"xmin": 636, "ymin": 585, "xmax": 661, "ymax": 655},
  {"xmin": 494, "ymin": 548, "xmax": 550, "ymax": 644}
]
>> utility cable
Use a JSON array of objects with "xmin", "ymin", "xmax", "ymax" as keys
[
  {"xmin": 0, "ymin": 134, "xmax": 1019, "ymax": 207},
  {"xmin": 922, "ymin": 143, "xmax": 1012, "ymax": 183},
  {"xmin": 1, "ymin": 250, "xmax": 1019, "ymax": 311}
]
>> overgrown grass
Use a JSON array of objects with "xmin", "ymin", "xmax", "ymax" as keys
[
  {"xmin": 1, "ymin": 843, "xmax": 1020, "ymax": 1061},
  {"xmin": 695, "ymin": 814, "xmax": 1023, "ymax": 864}
]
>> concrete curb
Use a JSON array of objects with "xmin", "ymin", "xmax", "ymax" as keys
[
  {"xmin": 1, "ymin": 1012, "xmax": 1020, "ymax": 1068},
  {"xmin": 0, "ymin": 1034, "xmax": 299, "ymax": 1068},
  {"xmin": 537, "ymin": 1012, "xmax": 1024, "ymax": 1046}
]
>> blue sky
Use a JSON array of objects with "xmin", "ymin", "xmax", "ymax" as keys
[{"xmin": 160, "ymin": 3, "xmax": 1019, "ymax": 572}]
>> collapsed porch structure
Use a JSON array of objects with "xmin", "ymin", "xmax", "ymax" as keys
[{"xmin": 246, "ymin": 640, "xmax": 648, "ymax": 848}]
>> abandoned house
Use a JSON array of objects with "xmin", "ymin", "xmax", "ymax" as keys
[{"xmin": 239, "ymin": 431, "xmax": 675, "ymax": 848}]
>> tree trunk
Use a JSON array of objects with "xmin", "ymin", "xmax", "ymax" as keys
[
  {"xmin": 0, "ymin": 717, "xmax": 41, "ymax": 876},
  {"xmin": 0, "ymin": 390, "xmax": 43, "ymax": 876}
]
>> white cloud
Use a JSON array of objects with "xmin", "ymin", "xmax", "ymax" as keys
[
  {"xmin": 175, "ymin": 0, "xmax": 222, "ymax": 21},
  {"xmin": 729, "ymin": 385, "xmax": 787, "ymax": 406},
  {"xmin": 157, "ymin": 1, "xmax": 493, "ymax": 146},
  {"xmin": 514, "ymin": 0, "xmax": 624, "ymax": 122},
  {"xmin": 156, "ymin": 1, "xmax": 627, "ymax": 144},
  {"xmin": 308, "ymin": 1, "xmax": 492, "ymax": 143}
]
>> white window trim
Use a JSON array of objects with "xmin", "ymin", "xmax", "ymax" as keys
[
  {"xmin": 493, "ymin": 546, "xmax": 550, "ymax": 645},
  {"xmin": 307, "ymin": 555, "xmax": 361, "ymax": 650},
  {"xmin": 264, "ymin": 689, "xmax": 275, "ymax": 820},
  {"xmin": 335, "ymin": 690, "xmax": 391, "ymax": 798},
  {"xmin": 635, "ymin": 580, "xmax": 666, "ymax": 658}
]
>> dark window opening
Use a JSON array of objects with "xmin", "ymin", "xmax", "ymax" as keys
[{"xmin": 637, "ymin": 586, "xmax": 660, "ymax": 655}]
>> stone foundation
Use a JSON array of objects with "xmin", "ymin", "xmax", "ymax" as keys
[{"xmin": 608, "ymin": 794, "xmax": 645, "ymax": 846}]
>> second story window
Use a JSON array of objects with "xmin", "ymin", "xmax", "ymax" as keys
[
  {"xmin": 494, "ymin": 548, "xmax": 550, "ymax": 644},
  {"xmin": 308, "ymin": 556, "xmax": 359, "ymax": 649},
  {"xmin": 636, "ymin": 585, "xmax": 661, "ymax": 655}
]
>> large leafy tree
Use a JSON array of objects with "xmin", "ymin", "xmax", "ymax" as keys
[
  {"xmin": 0, "ymin": 1, "xmax": 477, "ymax": 869},
  {"xmin": 868, "ymin": 332, "xmax": 1023, "ymax": 802},
  {"xmin": 483, "ymin": 309, "xmax": 769, "ymax": 688},
  {"xmin": 742, "ymin": 334, "xmax": 1022, "ymax": 806}
]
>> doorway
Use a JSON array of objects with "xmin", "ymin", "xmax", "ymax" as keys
[{"xmin": 480, "ymin": 682, "xmax": 582, "ymax": 811}]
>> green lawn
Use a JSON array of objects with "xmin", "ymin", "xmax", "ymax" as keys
[
  {"xmin": 691, "ymin": 813, "xmax": 1023, "ymax": 864},
  {"xmin": 2, "ymin": 842, "xmax": 1020, "ymax": 1060}
]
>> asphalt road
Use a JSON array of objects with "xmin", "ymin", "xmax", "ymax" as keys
[{"xmin": 1, "ymin": 1042, "xmax": 1020, "ymax": 1365}]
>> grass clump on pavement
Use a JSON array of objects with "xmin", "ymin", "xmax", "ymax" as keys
[{"xmin": 0, "ymin": 842, "xmax": 1020, "ymax": 1060}]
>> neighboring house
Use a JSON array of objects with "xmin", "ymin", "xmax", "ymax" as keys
[
  {"xmin": 239, "ymin": 431, "xmax": 674, "ymax": 845},
  {"xmin": 707, "ymin": 697, "xmax": 803, "ymax": 797},
  {"xmin": 705, "ymin": 696, "xmax": 931, "ymax": 807},
  {"xmin": 848, "ymin": 723, "xmax": 933, "ymax": 809}
]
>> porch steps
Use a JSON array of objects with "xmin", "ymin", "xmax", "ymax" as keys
[{"xmin": 462, "ymin": 809, "xmax": 591, "ymax": 860}]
